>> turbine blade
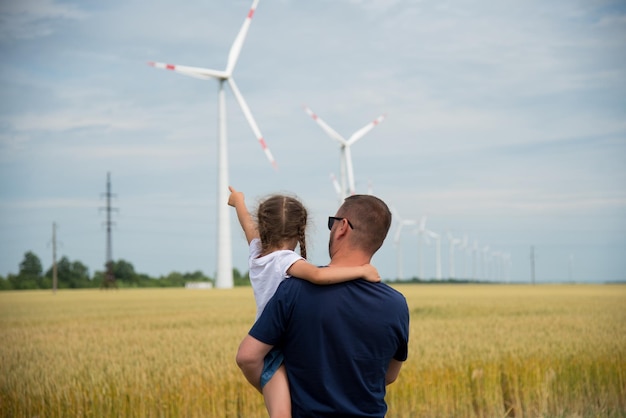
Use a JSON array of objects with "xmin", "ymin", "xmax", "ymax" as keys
[
  {"xmin": 303, "ymin": 105, "xmax": 347, "ymax": 145},
  {"xmin": 148, "ymin": 61, "xmax": 226, "ymax": 80},
  {"xmin": 426, "ymin": 230, "xmax": 439, "ymax": 239},
  {"xmin": 330, "ymin": 173, "xmax": 342, "ymax": 196},
  {"xmin": 347, "ymin": 113, "xmax": 386, "ymax": 145},
  {"xmin": 394, "ymin": 223, "xmax": 404, "ymax": 244},
  {"xmin": 390, "ymin": 206, "xmax": 401, "ymax": 223},
  {"xmin": 228, "ymin": 78, "xmax": 277, "ymax": 170},
  {"xmin": 226, "ymin": 0, "xmax": 260, "ymax": 75}
]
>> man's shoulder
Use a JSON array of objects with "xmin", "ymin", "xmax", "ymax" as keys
[{"xmin": 375, "ymin": 282, "xmax": 408, "ymax": 303}]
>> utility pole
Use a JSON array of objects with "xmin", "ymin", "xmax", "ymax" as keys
[
  {"xmin": 100, "ymin": 172, "xmax": 118, "ymax": 289},
  {"xmin": 52, "ymin": 222, "xmax": 58, "ymax": 294},
  {"xmin": 530, "ymin": 245, "xmax": 536, "ymax": 285}
]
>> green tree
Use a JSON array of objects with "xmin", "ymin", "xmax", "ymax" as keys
[
  {"xmin": 11, "ymin": 251, "xmax": 44, "ymax": 289},
  {"xmin": 20, "ymin": 251, "xmax": 43, "ymax": 276},
  {"xmin": 113, "ymin": 259, "xmax": 138, "ymax": 286},
  {"xmin": 0, "ymin": 276, "xmax": 13, "ymax": 290},
  {"xmin": 163, "ymin": 272, "xmax": 185, "ymax": 287},
  {"xmin": 46, "ymin": 257, "xmax": 91, "ymax": 289},
  {"xmin": 233, "ymin": 267, "xmax": 250, "ymax": 287}
]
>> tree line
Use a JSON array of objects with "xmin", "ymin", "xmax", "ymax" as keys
[{"xmin": 0, "ymin": 251, "xmax": 251, "ymax": 290}]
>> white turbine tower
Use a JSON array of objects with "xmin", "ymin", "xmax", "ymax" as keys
[
  {"xmin": 492, "ymin": 251, "xmax": 502, "ymax": 281},
  {"xmin": 392, "ymin": 208, "xmax": 417, "ymax": 281},
  {"xmin": 481, "ymin": 245, "xmax": 490, "ymax": 280},
  {"xmin": 472, "ymin": 240, "xmax": 479, "ymax": 279},
  {"xmin": 303, "ymin": 105, "xmax": 386, "ymax": 199},
  {"xmin": 502, "ymin": 253, "xmax": 511, "ymax": 283},
  {"xmin": 447, "ymin": 232, "xmax": 462, "ymax": 279},
  {"xmin": 458, "ymin": 234, "xmax": 470, "ymax": 280},
  {"xmin": 417, "ymin": 216, "xmax": 428, "ymax": 279},
  {"xmin": 426, "ymin": 229, "xmax": 442, "ymax": 280},
  {"xmin": 149, "ymin": 0, "xmax": 277, "ymax": 289}
]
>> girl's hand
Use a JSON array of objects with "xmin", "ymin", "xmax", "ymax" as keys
[
  {"xmin": 228, "ymin": 186, "xmax": 244, "ymax": 207},
  {"xmin": 362, "ymin": 264, "xmax": 381, "ymax": 283}
]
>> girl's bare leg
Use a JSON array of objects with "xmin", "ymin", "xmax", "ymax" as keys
[{"xmin": 262, "ymin": 364, "xmax": 291, "ymax": 418}]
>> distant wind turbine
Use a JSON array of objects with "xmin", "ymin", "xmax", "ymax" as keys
[
  {"xmin": 303, "ymin": 105, "xmax": 386, "ymax": 199},
  {"xmin": 149, "ymin": 0, "xmax": 277, "ymax": 289},
  {"xmin": 426, "ymin": 229, "xmax": 442, "ymax": 280},
  {"xmin": 458, "ymin": 234, "xmax": 470, "ymax": 279},
  {"xmin": 447, "ymin": 232, "xmax": 462, "ymax": 279},
  {"xmin": 329, "ymin": 173, "xmax": 343, "ymax": 205},
  {"xmin": 504, "ymin": 252, "xmax": 512, "ymax": 283},
  {"xmin": 482, "ymin": 245, "xmax": 490, "ymax": 280},
  {"xmin": 417, "ymin": 216, "xmax": 428, "ymax": 279},
  {"xmin": 492, "ymin": 251, "xmax": 502, "ymax": 281},
  {"xmin": 472, "ymin": 240, "xmax": 479, "ymax": 279},
  {"xmin": 392, "ymin": 208, "xmax": 417, "ymax": 281}
]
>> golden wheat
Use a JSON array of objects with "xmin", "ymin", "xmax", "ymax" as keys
[{"xmin": 1, "ymin": 284, "xmax": 624, "ymax": 417}]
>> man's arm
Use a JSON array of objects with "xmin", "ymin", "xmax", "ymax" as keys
[
  {"xmin": 236, "ymin": 334, "xmax": 274, "ymax": 393},
  {"xmin": 385, "ymin": 359, "xmax": 403, "ymax": 385}
]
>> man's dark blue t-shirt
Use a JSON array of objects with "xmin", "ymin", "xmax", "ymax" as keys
[{"xmin": 249, "ymin": 277, "xmax": 409, "ymax": 418}]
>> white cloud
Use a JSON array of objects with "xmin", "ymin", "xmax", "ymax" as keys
[
  {"xmin": 0, "ymin": 197, "xmax": 97, "ymax": 210},
  {"xmin": 0, "ymin": 0, "xmax": 88, "ymax": 40}
]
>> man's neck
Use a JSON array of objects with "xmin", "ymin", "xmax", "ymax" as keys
[{"xmin": 328, "ymin": 251, "xmax": 370, "ymax": 268}]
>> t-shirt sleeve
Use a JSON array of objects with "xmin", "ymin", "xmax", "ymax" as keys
[
  {"xmin": 248, "ymin": 238, "xmax": 262, "ymax": 262},
  {"xmin": 249, "ymin": 279, "xmax": 298, "ymax": 346},
  {"xmin": 393, "ymin": 295, "xmax": 410, "ymax": 361},
  {"xmin": 277, "ymin": 251, "xmax": 305, "ymax": 279}
]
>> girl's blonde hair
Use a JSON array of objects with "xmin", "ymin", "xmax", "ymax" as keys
[{"xmin": 257, "ymin": 194, "xmax": 308, "ymax": 259}]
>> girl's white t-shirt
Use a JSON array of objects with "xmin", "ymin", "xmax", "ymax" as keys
[{"xmin": 248, "ymin": 238, "xmax": 304, "ymax": 321}]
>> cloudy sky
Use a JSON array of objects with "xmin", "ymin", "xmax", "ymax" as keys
[{"xmin": 1, "ymin": 0, "xmax": 625, "ymax": 283}]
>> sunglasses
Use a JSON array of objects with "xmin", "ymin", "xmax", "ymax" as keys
[{"xmin": 328, "ymin": 216, "xmax": 354, "ymax": 230}]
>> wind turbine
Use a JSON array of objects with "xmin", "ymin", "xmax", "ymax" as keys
[
  {"xmin": 329, "ymin": 174, "xmax": 343, "ymax": 205},
  {"xmin": 391, "ymin": 208, "xmax": 417, "ymax": 281},
  {"xmin": 458, "ymin": 234, "xmax": 470, "ymax": 280},
  {"xmin": 303, "ymin": 105, "xmax": 386, "ymax": 199},
  {"xmin": 492, "ymin": 251, "xmax": 502, "ymax": 281},
  {"xmin": 417, "ymin": 216, "xmax": 428, "ymax": 279},
  {"xmin": 472, "ymin": 240, "xmax": 479, "ymax": 279},
  {"xmin": 447, "ymin": 232, "xmax": 462, "ymax": 279},
  {"xmin": 481, "ymin": 245, "xmax": 490, "ymax": 280},
  {"xmin": 149, "ymin": 0, "xmax": 277, "ymax": 289},
  {"xmin": 426, "ymin": 229, "xmax": 442, "ymax": 280}
]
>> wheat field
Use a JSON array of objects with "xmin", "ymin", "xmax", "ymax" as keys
[{"xmin": 1, "ymin": 284, "xmax": 624, "ymax": 417}]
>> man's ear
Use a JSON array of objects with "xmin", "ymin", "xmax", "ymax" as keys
[{"xmin": 335, "ymin": 219, "xmax": 351, "ymax": 239}]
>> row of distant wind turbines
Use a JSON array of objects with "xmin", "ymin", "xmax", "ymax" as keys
[
  {"xmin": 148, "ymin": 0, "xmax": 510, "ymax": 287},
  {"xmin": 391, "ymin": 210, "xmax": 512, "ymax": 282}
]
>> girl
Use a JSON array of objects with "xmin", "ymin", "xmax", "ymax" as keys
[{"xmin": 228, "ymin": 186, "xmax": 379, "ymax": 418}]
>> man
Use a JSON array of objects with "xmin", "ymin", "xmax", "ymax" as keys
[{"xmin": 237, "ymin": 194, "xmax": 410, "ymax": 417}]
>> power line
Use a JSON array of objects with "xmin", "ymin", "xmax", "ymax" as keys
[
  {"xmin": 100, "ymin": 172, "xmax": 118, "ymax": 289},
  {"xmin": 530, "ymin": 245, "xmax": 536, "ymax": 285},
  {"xmin": 52, "ymin": 222, "xmax": 58, "ymax": 294}
]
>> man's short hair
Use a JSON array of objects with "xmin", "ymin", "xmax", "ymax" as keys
[{"xmin": 339, "ymin": 195, "xmax": 392, "ymax": 255}]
